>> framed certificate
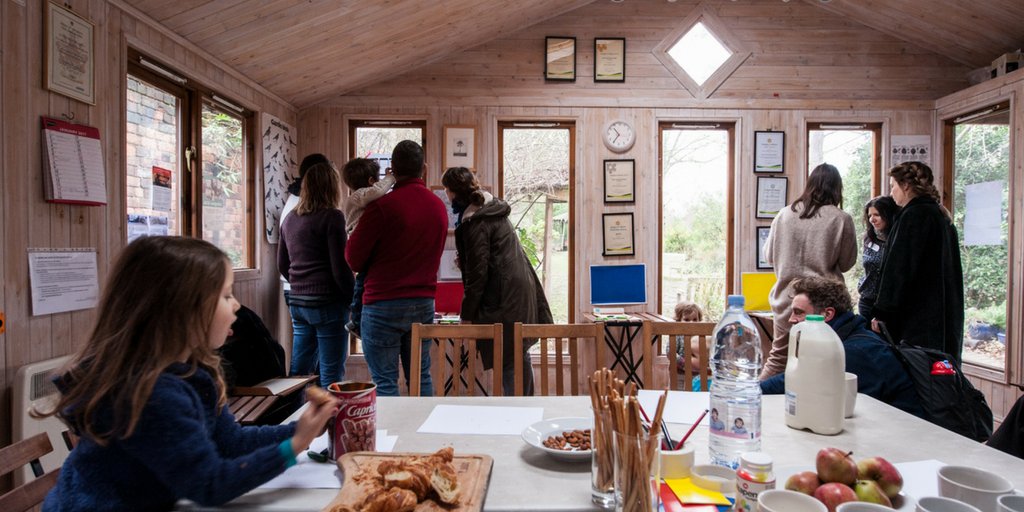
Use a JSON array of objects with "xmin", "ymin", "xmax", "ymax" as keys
[
  {"xmin": 443, "ymin": 125, "xmax": 476, "ymax": 171},
  {"xmin": 594, "ymin": 37, "xmax": 625, "ymax": 82},
  {"xmin": 602, "ymin": 213, "xmax": 635, "ymax": 256},
  {"xmin": 756, "ymin": 226, "xmax": 772, "ymax": 270},
  {"xmin": 754, "ymin": 131, "xmax": 785, "ymax": 173},
  {"xmin": 45, "ymin": 2, "xmax": 96, "ymax": 104},
  {"xmin": 756, "ymin": 176, "xmax": 788, "ymax": 219},
  {"xmin": 545, "ymin": 36, "xmax": 576, "ymax": 81},
  {"xmin": 603, "ymin": 159, "xmax": 635, "ymax": 203}
]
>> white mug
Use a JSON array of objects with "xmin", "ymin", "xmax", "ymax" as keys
[
  {"xmin": 844, "ymin": 372, "xmax": 858, "ymax": 418},
  {"xmin": 938, "ymin": 465, "xmax": 1014, "ymax": 511},
  {"xmin": 999, "ymin": 494, "xmax": 1024, "ymax": 512},
  {"xmin": 659, "ymin": 442, "xmax": 695, "ymax": 480},
  {"xmin": 916, "ymin": 496, "xmax": 983, "ymax": 512},
  {"xmin": 757, "ymin": 489, "xmax": 827, "ymax": 512},
  {"xmin": 837, "ymin": 502, "xmax": 893, "ymax": 512}
]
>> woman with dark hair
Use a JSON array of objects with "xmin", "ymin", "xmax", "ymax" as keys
[
  {"xmin": 857, "ymin": 196, "xmax": 899, "ymax": 321},
  {"xmin": 872, "ymin": 161, "xmax": 964, "ymax": 364},
  {"xmin": 278, "ymin": 159, "xmax": 355, "ymax": 387},
  {"xmin": 761, "ymin": 163, "xmax": 857, "ymax": 379},
  {"xmin": 441, "ymin": 166, "xmax": 553, "ymax": 396}
]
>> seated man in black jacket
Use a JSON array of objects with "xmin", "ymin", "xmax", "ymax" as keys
[
  {"xmin": 988, "ymin": 394, "xmax": 1024, "ymax": 459},
  {"xmin": 761, "ymin": 277, "xmax": 925, "ymax": 419}
]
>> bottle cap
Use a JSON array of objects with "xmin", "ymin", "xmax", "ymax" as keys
[
  {"xmin": 726, "ymin": 295, "xmax": 745, "ymax": 307},
  {"xmin": 806, "ymin": 314, "xmax": 825, "ymax": 322},
  {"xmin": 739, "ymin": 451, "xmax": 773, "ymax": 471}
]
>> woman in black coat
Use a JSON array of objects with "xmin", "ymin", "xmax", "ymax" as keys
[
  {"xmin": 857, "ymin": 195, "xmax": 899, "ymax": 322},
  {"xmin": 442, "ymin": 167, "xmax": 553, "ymax": 396},
  {"xmin": 872, "ymin": 161, "xmax": 965, "ymax": 364}
]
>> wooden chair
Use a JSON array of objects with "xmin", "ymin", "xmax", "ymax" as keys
[
  {"xmin": 641, "ymin": 321, "xmax": 716, "ymax": 391},
  {"xmin": 409, "ymin": 323, "xmax": 504, "ymax": 397},
  {"xmin": 514, "ymin": 322, "xmax": 605, "ymax": 396},
  {"xmin": 229, "ymin": 375, "xmax": 316, "ymax": 425},
  {"xmin": 0, "ymin": 433, "xmax": 61, "ymax": 512}
]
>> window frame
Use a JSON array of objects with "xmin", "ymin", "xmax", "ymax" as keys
[
  {"xmin": 347, "ymin": 118, "xmax": 428, "ymax": 181},
  {"xmin": 656, "ymin": 121, "xmax": 736, "ymax": 315},
  {"xmin": 126, "ymin": 49, "xmax": 257, "ymax": 273},
  {"xmin": 497, "ymin": 120, "xmax": 577, "ymax": 323}
]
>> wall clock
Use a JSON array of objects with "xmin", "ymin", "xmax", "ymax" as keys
[{"xmin": 603, "ymin": 120, "xmax": 635, "ymax": 153}]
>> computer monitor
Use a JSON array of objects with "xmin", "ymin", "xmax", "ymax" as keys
[{"xmin": 590, "ymin": 264, "xmax": 647, "ymax": 306}]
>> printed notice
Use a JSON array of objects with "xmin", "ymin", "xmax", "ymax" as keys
[
  {"xmin": 28, "ymin": 249, "xmax": 99, "ymax": 316},
  {"xmin": 964, "ymin": 180, "xmax": 1004, "ymax": 246}
]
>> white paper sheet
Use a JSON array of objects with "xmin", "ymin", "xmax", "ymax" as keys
[
  {"xmin": 258, "ymin": 430, "xmax": 397, "ymax": 489},
  {"xmin": 637, "ymin": 390, "xmax": 710, "ymax": 426},
  {"xmin": 28, "ymin": 249, "xmax": 99, "ymax": 316},
  {"xmin": 965, "ymin": 180, "xmax": 1004, "ymax": 246},
  {"xmin": 417, "ymin": 404, "xmax": 544, "ymax": 435}
]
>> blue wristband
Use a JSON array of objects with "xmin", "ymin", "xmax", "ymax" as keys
[{"xmin": 278, "ymin": 439, "xmax": 297, "ymax": 468}]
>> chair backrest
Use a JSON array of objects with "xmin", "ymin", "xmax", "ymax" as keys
[
  {"xmin": 409, "ymin": 323, "xmax": 504, "ymax": 397},
  {"xmin": 641, "ymin": 321, "xmax": 716, "ymax": 391},
  {"xmin": 514, "ymin": 322, "xmax": 604, "ymax": 396},
  {"xmin": 0, "ymin": 432, "xmax": 60, "ymax": 512}
]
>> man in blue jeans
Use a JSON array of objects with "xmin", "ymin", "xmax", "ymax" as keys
[{"xmin": 345, "ymin": 140, "xmax": 448, "ymax": 396}]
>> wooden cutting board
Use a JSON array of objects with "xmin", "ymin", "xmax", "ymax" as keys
[{"xmin": 323, "ymin": 451, "xmax": 493, "ymax": 512}]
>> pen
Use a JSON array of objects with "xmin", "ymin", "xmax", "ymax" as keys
[{"xmin": 639, "ymin": 402, "xmax": 674, "ymax": 450}]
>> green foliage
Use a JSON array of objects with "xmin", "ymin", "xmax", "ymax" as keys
[
  {"xmin": 201, "ymin": 110, "xmax": 244, "ymax": 198},
  {"xmin": 968, "ymin": 301, "xmax": 1007, "ymax": 331}
]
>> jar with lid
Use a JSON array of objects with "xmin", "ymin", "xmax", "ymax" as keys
[{"xmin": 734, "ymin": 452, "xmax": 775, "ymax": 512}]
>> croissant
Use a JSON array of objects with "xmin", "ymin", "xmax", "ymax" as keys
[
  {"xmin": 358, "ymin": 487, "xmax": 417, "ymax": 512},
  {"xmin": 378, "ymin": 460, "xmax": 432, "ymax": 500},
  {"xmin": 430, "ymin": 465, "xmax": 461, "ymax": 505}
]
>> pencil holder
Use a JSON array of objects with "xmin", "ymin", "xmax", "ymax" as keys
[{"xmin": 659, "ymin": 442, "xmax": 695, "ymax": 480}]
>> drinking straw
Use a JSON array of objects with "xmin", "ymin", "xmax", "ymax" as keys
[
  {"xmin": 675, "ymin": 408, "xmax": 708, "ymax": 450},
  {"xmin": 639, "ymin": 401, "xmax": 674, "ymax": 450}
]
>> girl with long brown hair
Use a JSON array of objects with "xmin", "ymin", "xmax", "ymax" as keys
[{"xmin": 36, "ymin": 236, "xmax": 337, "ymax": 511}]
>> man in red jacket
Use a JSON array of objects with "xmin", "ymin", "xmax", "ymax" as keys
[{"xmin": 345, "ymin": 140, "xmax": 447, "ymax": 396}]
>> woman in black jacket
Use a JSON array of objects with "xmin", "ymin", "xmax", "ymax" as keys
[
  {"xmin": 442, "ymin": 167, "xmax": 553, "ymax": 396},
  {"xmin": 857, "ymin": 195, "xmax": 899, "ymax": 322},
  {"xmin": 872, "ymin": 161, "xmax": 965, "ymax": 364}
]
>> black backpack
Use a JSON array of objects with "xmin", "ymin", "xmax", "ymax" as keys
[
  {"xmin": 218, "ymin": 305, "xmax": 287, "ymax": 391},
  {"xmin": 879, "ymin": 322, "xmax": 993, "ymax": 442}
]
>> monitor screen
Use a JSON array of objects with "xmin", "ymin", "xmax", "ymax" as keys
[{"xmin": 590, "ymin": 264, "xmax": 647, "ymax": 306}]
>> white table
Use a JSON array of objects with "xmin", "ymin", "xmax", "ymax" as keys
[{"xmin": 179, "ymin": 394, "xmax": 1024, "ymax": 511}]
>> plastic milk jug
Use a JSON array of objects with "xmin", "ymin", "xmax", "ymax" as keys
[{"xmin": 784, "ymin": 315, "xmax": 845, "ymax": 435}]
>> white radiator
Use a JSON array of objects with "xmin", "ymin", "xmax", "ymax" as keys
[{"xmin": 12, "ymin": 355, "xmax": 71, "ymax": 486}]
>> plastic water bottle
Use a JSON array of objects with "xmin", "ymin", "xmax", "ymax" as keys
[
  {"xmin": 784, "ymin": 314, "xmax": 846, "ymax": 435},
  {"xmin": 708, "ymin": 295, "xmax": 763, "ymax": 469}
]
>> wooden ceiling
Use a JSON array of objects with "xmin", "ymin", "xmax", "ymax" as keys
[{"xmin": 120, "ymin": 0, "xmax": 1024, "ymax": 108}]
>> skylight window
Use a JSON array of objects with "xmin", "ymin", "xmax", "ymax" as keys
[{"xmin": 666, "ymin": 22, "xmax": 732, "ymax": 86}]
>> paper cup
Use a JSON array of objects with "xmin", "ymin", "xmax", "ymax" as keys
[
  {"xmin": 844, "ymin": 372, "xmax": 858, "ymax": 418},
  {"xmin": 757, "ymin": 489, "xmax": 827, "ymax": 512},
  {"xmin": 998, "ymin": 494, "xmax": 1024, "ymax": 512},
  {"xmin": 326, "ymin": 381, "xmax": 377, "ymax": 460},
  {"xmin": 937, "ymin": 465, "xmax": 1014, "ymax": 511},
  {"xmin": 916, "ymin": 496, "xmax": 983, "ymax": 512},
  {"xmin": 659, "ymin": 442, "xmax": 696, "ymax": 480}
]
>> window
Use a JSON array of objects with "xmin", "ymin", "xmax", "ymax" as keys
[
  {"xmin": 126, "ymin": 51, "xmax": 255, "ymax": 269},
  {"xmin": 348, "ymin": 119, "xmax": 426, "ymax": 181},
  {"xmin": 943, "ymin": 102, "xmax": 1011, "ymax": 372},
  {"xmin": 807, "ymin": 122, "xmax": 882, "ymax": 303},
  {"xmin": 498, "ymin": 121, "xmax": 575, "ymax": 323},
  {"xmin": 658, "ymin": 122, "xmax": 735, "ymax": 321}
]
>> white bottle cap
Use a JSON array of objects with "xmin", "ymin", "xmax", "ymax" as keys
[{"xmin": 739, "ymin": 451, "xmax": 772, "ymax": 471}]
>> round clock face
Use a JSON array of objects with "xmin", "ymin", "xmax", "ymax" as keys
[{"xmin": 604, "ymin": 120, "xmax": 635, "ymax": 153}]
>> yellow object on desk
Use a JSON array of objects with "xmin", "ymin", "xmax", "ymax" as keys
[
  {"xmin": 665, "ymin": 477, "xmax": 732, "ymax": 506},
  {"xmin": 740, "ymin": 272, "xmax": 776, "ymax": 312}
]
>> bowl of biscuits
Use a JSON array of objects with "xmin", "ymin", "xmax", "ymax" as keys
[{"xmin": 521, "ymin": 417, "xmax": 593, "ymax": 462}]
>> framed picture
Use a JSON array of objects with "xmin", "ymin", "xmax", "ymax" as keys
[
  {"xmin": 603, "ymin": 159, "xmax": 635, "ymax": 203},
  {"xmin": 756, "ymin": 176, "xmax": 788, "ymax": 219},
  {"xmin": 44, "ymin": 2, "xmax": 95, "ymax": 105},
  {"xmin": 756, "ymin": 226, "xmax": 772, "ymax": 270},
  {"xmin": 443, "ymin": 125, "xmax": 476, "ymax": 171},
  {"xmin": 594, "ymin": 37, "xmax": 625, "ymax": 82},
  {"xmin": 545, "ymin": 36, "xmax": 576, "ymax": 81},
  {"xmin": 602, "ymin": 213, "xmax": 635, "ymax": 256},
  {"xmin": 754, "ymin": 130, "xmax": 784, "ymax": 173}
]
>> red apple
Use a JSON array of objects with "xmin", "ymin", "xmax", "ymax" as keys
[
  {"xmin": 785, "ymin": 471, "xmax": 822, "ymax": 495},
  {"xmin": 853, "ymin": 479, "xmax": 893, "ymax": 507},
  {"xmin": 816, "ymin": 447, "xmax": 858, "ymax": 485},
  {"xmin": 813, "ymin": 482, "xmax": 858, "ymax": 512},
  {"xmin": 857, "ymin": 456, "xmax": 904, "ymax": 498}
]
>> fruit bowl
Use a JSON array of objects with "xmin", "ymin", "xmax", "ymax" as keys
[
  {"xmin": 776, "ymin": 465, "xmax": 909, "ymax": 511},
  {"xmin": 521, "ymin": 417, "xmax": 592, "ymax": 462}
]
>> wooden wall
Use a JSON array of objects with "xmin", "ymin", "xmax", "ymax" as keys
[{"xmin": 0, "ymin": 0, "xmax": 296, "ymax": 456}]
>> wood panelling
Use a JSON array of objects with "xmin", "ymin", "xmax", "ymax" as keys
[{"xmin": 0, "ymin": 0, "xmax": 295, "ymax": 462}]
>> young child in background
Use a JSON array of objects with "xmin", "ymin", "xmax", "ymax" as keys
[
  {"xmin": 35, "ymin": 236, "xmax": 338, "ymax": 511},
  {"xmin": 341, "ymin": 158, "xmax": 396, "ymax": 337},
  {"xmin": 673, "ymin": 300, "xmax": 710, "ymax": 390}
]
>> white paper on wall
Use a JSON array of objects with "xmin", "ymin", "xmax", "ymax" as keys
[
  {"xmin": 262, "ymin": 113, "xmax": 298, "ymax": 244},
  {"xmin": 28, "ymin": 249, "xmax": 99, "ymax": 316},
  {"xmin": 964, "ymin": 180, "xmax": 1004, "ymax": 246},
  {"xmin": 891, "ymin": 135, "xmax": 931, "ymax": 166}
]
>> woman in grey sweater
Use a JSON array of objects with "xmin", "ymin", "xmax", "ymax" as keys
[{"xmin": 761, "ymin": 163, "xmax": 857, "ymax": 379}]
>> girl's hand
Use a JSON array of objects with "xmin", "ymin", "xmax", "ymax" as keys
[{"xmin": 292, "ymin": 396, "xmax": 339, "ymax": 456}]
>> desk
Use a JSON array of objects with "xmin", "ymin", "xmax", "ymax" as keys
[
  {"xmin": 179, "ymin": 394, "xmax": 1024, "ymax": 511},
  {"xmin": 582, "ymin": 312, "xmax": 669, "ymax": 389}
]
